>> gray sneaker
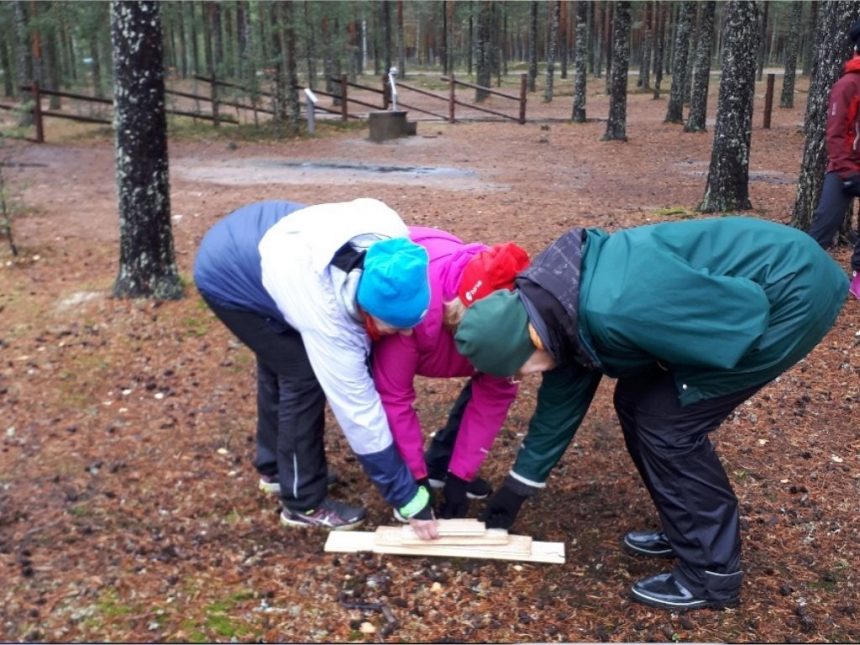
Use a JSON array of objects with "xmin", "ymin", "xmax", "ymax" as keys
[
  {"xmin": 280, "ymin": 497, "xmax": 366, "ymax": 530},
  {"xmin": 259, "ymin": 471, "xmax": 340, "ymax": 495}
]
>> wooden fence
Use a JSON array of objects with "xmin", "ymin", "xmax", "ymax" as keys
[{"xmin": 0, "ymin": 72, "xmax": 530, "ymax": 143}]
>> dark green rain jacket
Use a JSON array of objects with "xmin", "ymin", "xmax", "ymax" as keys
[{"xmin": 512, "ymin": 217, "xmax": 848, "ymax": 487}]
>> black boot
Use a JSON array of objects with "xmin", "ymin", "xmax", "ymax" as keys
[
  {"xmin": 631, "ymin": 572, "xmax": 739, "ymax": 611},
  {"xmin": 622, "ymin": 530, "xmax": 674, "ymax": 558}
]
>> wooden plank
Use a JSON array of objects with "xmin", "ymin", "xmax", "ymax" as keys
[
  {"xmin": 324, "ymin": 529, "xmax": 565, "ymax": 564},
  {"xmin": 423, "ymin": 518, "xmax": 488, "ymax": 536},
  {"xmin": 373, "ymin": 526, "xmax": 510, "ymax": 547}
]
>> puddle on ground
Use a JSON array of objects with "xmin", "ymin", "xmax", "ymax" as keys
[{"xmin": 177, "ymin": 157, "xmax": 501, "ymax": 191}]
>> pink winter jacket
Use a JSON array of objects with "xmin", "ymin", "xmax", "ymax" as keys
[{"xmin": 371, "ymin": 226, "xmax": 519, "ymax": 482}]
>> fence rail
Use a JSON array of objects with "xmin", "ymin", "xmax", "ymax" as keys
[{"xmin": 2, "ymin": 72, "xmax": 531, "ymax": 143}]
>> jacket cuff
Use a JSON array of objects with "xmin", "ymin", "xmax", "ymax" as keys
[
  {"xmin": 504, "ymin": 472, "xmax": 544, "ymax": 497},
  {"xmin": 398, "ymin": 485, "xmax": 430, "ymax": 518}
]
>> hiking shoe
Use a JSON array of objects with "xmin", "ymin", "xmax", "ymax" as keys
[
  {"xmin": 280, "ymin": 497, "xmax": 366, "ymax": 530},
  {"xmin": 623, "ymin": 530, "xmax": 674, "ymax": 558},
  {"xmin": 631, "ymin": 572, "xmax": 739, "ymax": 611},
  {"xmin": 427, "ymin": 475, "xmax": 493, "ymax": 500},
  {"xmin": 259, "ymin": 470, "xmax": 340, "ymax": 496},
  {"xmin": 850, "ymin": 271, "xmax": 860, "ymax": 299}
]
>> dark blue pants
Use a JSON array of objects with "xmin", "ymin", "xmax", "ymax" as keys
[
  {"xmin": 809, "ymin": 171, "xmax": 860, "ymax": 272},
  {"xmin": 202, "ymin": 297, "xmax": 328, "ymax": 511},
  {"xmin": 614, "ymin": 365, "xmax": 760, "ymax": 602},
  {"xmin": 424, "ymin": 381, "xmax": 473, "ymax": 479}
]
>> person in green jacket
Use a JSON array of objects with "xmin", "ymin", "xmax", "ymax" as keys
[{"xmin": 454, "ymin": 217, "xmax": 848, "ymax": 611}]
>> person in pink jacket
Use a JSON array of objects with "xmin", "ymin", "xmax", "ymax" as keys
[{"xmin": 371, "ymin": 226, "xmax": 530, "ymax": 518}]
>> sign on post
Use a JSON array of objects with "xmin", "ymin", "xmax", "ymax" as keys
[{"xmin": 304, "ymin": 88, "xmax": 318, "ymax": 134}]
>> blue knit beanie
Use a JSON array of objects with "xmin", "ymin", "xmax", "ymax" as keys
[{"xmin": 357, "ymin": 237, "xmax": 430, "ymax": 328}]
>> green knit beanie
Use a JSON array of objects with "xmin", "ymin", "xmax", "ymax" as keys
[{"xmin": 454, "ymin": 290, "xmax": 535, "ymax": 376}]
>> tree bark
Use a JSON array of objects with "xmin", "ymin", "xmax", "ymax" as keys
[
  {"xmin": 528, "ymin": 1, "xmax": 538, "ymax": 91},
  {"xmin": 779, "ymin": 1, "xmax": 802, "ymax": 109},
  {"xmin": 572, "ymin": 0, "xmax": 588, "ymax": 122},
  {"xmin": 699, "ymin": 0, "xmax": 759, "ymax": 213},
  {"xmin": 13, "ymin": 1, "xmax": 31, "ymax": 117},
  {"xmin": 792, "ymin": 1, "xmax": 860, "ymax": 230},
  {"xmin": 602, "ymin": 1, "xmax": 630, "ymax": 141},
  {"xmin": 652, "ymin": 0, "xmax": 666, "ymax": 99},
  {"xmin": 110, "ymin": 1, "xmax": 181, "ymax": 301},
  {"xmin": 475, "ymin": 0, "xmax": 492, "ymax": 101},
  {"xmin": 638, "ymin": 0, "xmax": 652, "ymax": 89},
  {"xmin": 802, "ymin": 1, "xmax": 819, "ymax": 77},
  {"xmin": 684, "ymin": 0, "xmax": 715, "ymax": 133},
  {"xmin": 544, "ymin": 0, "xmax": 560, "ymax": 102},
  {"xmin": 756, "ymin": 0, "xmax": 769, "ymax": 81},
  {"xmin": 664, "ymin": 0, "xmax": 695, "ymax": 123}
]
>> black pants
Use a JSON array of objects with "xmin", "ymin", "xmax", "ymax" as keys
[
  {"xmin": 809, "ymin": 171, "xmax": 860, "ymax": 272},
  {"xmin": 613, "ymin": 365, "xmax": 760, "ymax": 602},
  {"xmin": 202, "ymin": 297, "xmax": 328, "ymax": 511},
  {"xmin": 424, "ymin": 381, "xmax": 473, "ymax": 479}
]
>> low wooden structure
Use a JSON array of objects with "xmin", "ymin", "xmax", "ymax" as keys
[{"xmin": 324, "ymin": 519, "xmax": 565, "ymax": 564}]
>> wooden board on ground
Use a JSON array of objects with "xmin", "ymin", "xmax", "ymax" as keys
[
  {"xmin": 377, "ymin": 525, "xmax": 515, "ymax": 547},
  {"xmin": 324, "ymin": 523, "xmax": 565, "ymax": 564}
]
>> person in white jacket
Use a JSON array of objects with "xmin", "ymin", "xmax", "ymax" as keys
[{"xmin": 195, "ymin": 198, "xmax": 438, "ymax": 538}]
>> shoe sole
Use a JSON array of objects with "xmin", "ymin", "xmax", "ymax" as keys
[
  {"xmin": 279, "ymin": 513, "xmax": 365, "ymax": 531},
  {"xmin": 630, "ymin": 587, "xmax": 739, "ymax": 611},
  {"xmin": 622, "ymin": 536, "xmax": 675, "ymax": 559}
]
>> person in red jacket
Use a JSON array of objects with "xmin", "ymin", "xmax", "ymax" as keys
[{"xmin": 808, "ymin": 20, "xmax": 860, "ymax": 298}]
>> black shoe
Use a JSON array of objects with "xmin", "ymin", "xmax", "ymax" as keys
[
  {"xmin": 427, "ymin": 475, "xmax": 493, "ymax": 500},
  {"xmin": 623, "ymin": 530, "xmax": 674, "ymax": 558},
  {"xmin": 631, "ymin": 572, "xmax": 739, "ymax": 611}
]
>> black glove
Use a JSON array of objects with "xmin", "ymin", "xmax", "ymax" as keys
[
  {"xmin": 483, "ymin": 484, "xmax": 528, "ymax": 529},
  {"xmin": 439, "ymin": 474, "xmax": 470, "ymax": 519},
  {"xmin": 482, "ymin": 475, "xmax": 542, "ymax": 529},
  {"xmin": 842, "ymin": 173, "xmax": 860, "ymax": 196}
]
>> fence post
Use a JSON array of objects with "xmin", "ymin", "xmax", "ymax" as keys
[
  {"xmin": 32, "ymin": 80, "xmax": 44, "ymax": 143},
  {"xmin": 449, "ymin": 74, "xmax": 455, "ymax": 124},
  {"xmin": 519, "ymin": 73, "xmax": 528, "ymax": 125},
  {"xmin": 211, "ymin": 73, "xmax": 220, "ymax": 128},
  {"xmin": 763, "ymin": 73, "xmax": 775, "ymax": 129},
  {"xmin": 341, "ymin": 74, "xmax": 349, "ymax": 121},
  {"xmin": 382, "ymin": 74, "xmax": 391, "ymax": 109}
]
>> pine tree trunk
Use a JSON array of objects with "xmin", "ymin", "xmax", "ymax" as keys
[
  {"xmin": 779, "ymin": 2, "xmax": 802, "ymax": 109},
  {"xmin": 304, "ymin": 2, "xmax": 318, "ymax": 90},
  {"xmin": 382, "ymin": 1, "xmax": 392, "ymax": 72},
  {"xmin": 13, "ymin": 0, "xmax": 31, "ymax": 119},
  {"xmin": 270, "ymin": 2, "xmax": 287, "ymax": 126},
  {"xmin": 652, "ymin": 0, "xmax": 665, "ymax": 99},
  {"xmin": 396, "ymin": 0, "xmax": 405, "ymax": 76},
  {"xmin": 572, "ymin": 0, "xmax": 588, "ymax": 122},
  {"xmin": 528, "ymin": 1, "xmax": 538, "ymax": 92},
  {"xmin": 475, "ymin": 0, "xmax": 492, "ymax": 101},
  {"xmin": 792, "ymin": 1, "xmax": 860, "ymax": 230},
  {"xmin": 1, "ymin": 37, "xmax": 13, "ymax": 98},
  {"xmin": 664, "ymin": 0, "xmax": 695, "ymax": 123},
  {"xmin": 639, "ymin": 0, "xmax": 652, "ymax": 89},
  {"xmin": 699, "ymin": 1, "xmax": 759, "ymax": 213},
  {"xmin": 189, "ymin": 1, "xmax": 200, "ymax": 77},
  {"xmin": 682, "ymin": 2, "xmax": 699, "ymax": 106},
  {"xmin": 684, "ymin": 0, "xmax": 715, "ymax": 133},
  {"xmin": 110, "ymin": 1, "xmax": 181, "ymax": 301},
  {"xmin": 756, "ymin": 0, "xmax": 769, "ymax": 81},
  {"xmin": 559, "ymin": 0, "xmax": 568, "ymax": 79},
  {"xmin": 544, "ymin": 0, "xmax": 560, "ymax": 102},
  {"xmin": 602, "ymin": 1, "xmax": 630, "ymax": 141},
  {"xmin": 802, "ymin": 1, "xmax": 819, "ymax": 77},
  {"xmin": 283, "ymin": 0, "xmax": 299, "ymax": 135}
]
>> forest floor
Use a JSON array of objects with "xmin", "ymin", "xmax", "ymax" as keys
[{"xmin": 1, "ymin": 73, "xmax": 859, "ymax": 643}]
